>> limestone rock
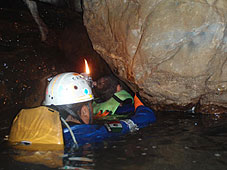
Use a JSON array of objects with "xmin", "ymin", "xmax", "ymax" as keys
[{"xmin": 83, "ymin": 0, "xmax": 227, "ymax": 113}]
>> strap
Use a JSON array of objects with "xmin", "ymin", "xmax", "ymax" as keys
[
  {"xmin": 50, "ymin": 105, "xmax": 85, "ymax": 124},
  {"xmin": 60, "ymin": 105, "xmax": 85, "ymax": 124},
  {"xmin": 112, "ymin": 94, "xmax": 123, "ymax": 103},
  {"xmin": 112, "ymin": 94, "xmax": 132, "ymax": 105}
]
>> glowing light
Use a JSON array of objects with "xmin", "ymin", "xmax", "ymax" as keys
[{"xmin": 84, "ymin": 59, "xmax": 90, "ymax": 74}]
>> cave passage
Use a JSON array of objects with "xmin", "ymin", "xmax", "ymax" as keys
[{"xmin": 0, "ymin": 2, "xmax": 227, "ymax": 170}]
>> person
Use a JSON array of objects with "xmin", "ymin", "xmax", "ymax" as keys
[
  {"xmin": 43, "ymin": 72, "xmax": 94, "ymax": 125},
  {"xmin": 8, "ymin": 72, "xmax": 94, "ymax": 149},
  {"xmin": 92, "ymin": 75, "xmax": 135, "ymax": 119},
  {"xmin": 9, "ymin": 72, "xmax": 156, "ymax": 150}
]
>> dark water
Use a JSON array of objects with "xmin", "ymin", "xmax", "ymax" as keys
[
  {"xmin": 1, "ymin": 2, "xmax": 227, "ymax": 170},
  {"xmin": 1, "ymin": 109, "xmax": 227, "ymax": 170}
]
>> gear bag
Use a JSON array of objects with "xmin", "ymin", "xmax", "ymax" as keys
[{"xmin": 9, "ymin": 106, "xmax": 64, "ymax": 150}]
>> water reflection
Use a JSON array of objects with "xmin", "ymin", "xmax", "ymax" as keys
[
  {"xmin": 10, "ymin": 143, "xmax": 95, "ymax": 170},
  {"xmin": 63, "ymin": 144, "xmax": 95, "ymax": 169},
  {"xmin": 11, "ymin": 149, "xmax": 63, "ymax": 168},
  {"xmin": 0, "ymin": 111, "xmax": 227, "ymax": 170}
]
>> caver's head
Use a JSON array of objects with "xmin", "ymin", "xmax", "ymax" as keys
[
  {"xmin": 43, "ymin": 72, "xmax": 94, "ymax": 124},
  {"xmin": 92, "ymin": 75, "xmax": 122, "ymax": 103}
]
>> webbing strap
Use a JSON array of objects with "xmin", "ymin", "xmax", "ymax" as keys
[
  {"xmin": 112, "ymin": 94, "xmax": 133, "ymax": 105},
  {"xmin": 112, "ymin": 94, "xmax": 123, "ymax": 103}
]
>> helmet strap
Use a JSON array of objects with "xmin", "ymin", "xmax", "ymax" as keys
[
  {"xmin": 53, "ymin": 105, "xmax": 86, "ymax": 124},
  {"xmin": 63, "ymin": 105, "xmax": 86, "ymax": 124}
]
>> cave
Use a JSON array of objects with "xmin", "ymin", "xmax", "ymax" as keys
[{"xmin": 0, "ymin": 1, "xmax": 227, "ymax": 170}]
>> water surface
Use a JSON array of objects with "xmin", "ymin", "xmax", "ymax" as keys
[{"xmin": 1, "ymin": 110, "xmax": 227, "ymax": 170}]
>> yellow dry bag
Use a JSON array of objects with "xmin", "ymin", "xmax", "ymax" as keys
[{"xmin": 9, "ymin": 106, "xmax": 64, "ymax": 150}]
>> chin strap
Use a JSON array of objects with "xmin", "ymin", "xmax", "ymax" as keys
[
  {"xmin": 50, "ymin": 103, "xmax": 93, "ymax": 124},
  {"xmin": 58, "ymin": 105, "xmax": 85, "ymax": 124}
]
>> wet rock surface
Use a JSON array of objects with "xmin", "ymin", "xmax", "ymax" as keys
[{"xmin": 83, "ymin": 0, "xmax": 227, "ymax": 114}]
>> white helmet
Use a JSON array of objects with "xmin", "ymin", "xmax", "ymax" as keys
[{"xmin": 43, "ymin": 72, "xmax": 93, "ymax": 106}]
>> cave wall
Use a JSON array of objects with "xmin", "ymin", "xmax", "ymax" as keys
[{"xmin": 82, "ymin": 0, "xmax": 227, "ymax": 113}]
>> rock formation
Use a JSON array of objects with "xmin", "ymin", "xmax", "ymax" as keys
[{"xmin": 83, "ymin": 0, "xmax": 227, "ymax": 114}]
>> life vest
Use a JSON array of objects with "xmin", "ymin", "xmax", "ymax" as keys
[
  {"xmin": 8, "ymin": 106, "xmax": 64, "ymax": 150},
  {"xmin": 92, "ymin": 90, "xmax": 134, "ymax": 115}
]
